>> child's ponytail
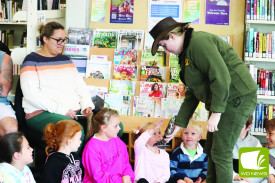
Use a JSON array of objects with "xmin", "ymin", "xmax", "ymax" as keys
[
  {"xmin": 44, "ymin": 123, "xmax": 58, "ymax": 156},
  {"xmin": 85, "ymin": 107, "xmax": 119, "ymax": 141}
]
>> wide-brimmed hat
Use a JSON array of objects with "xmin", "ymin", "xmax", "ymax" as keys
[{"xmin": 149, "ymin": 17, "xmax": 189, "ymax": 56}]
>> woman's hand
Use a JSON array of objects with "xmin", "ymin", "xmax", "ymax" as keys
[
  {"xmin": 177, "ymin": 179, "xmax": 186, "ymax": 183},
  {"xmin": 207, "ymin": 113, "xmax": 221, "ymax": 132},
  {"xmin": 66, "ymin": 109, "xmax": 77, "ymax": 120},
  {"xmin": 122, "ymin": 175, "xmax": 131, "ymax": 183},
  {"xmin": 83, "ymin": 107, "xmax": 92, "ymax": 115},
  {"xmin": 165, "ymin": 125, "xmax": 181, "ymax": 142}
]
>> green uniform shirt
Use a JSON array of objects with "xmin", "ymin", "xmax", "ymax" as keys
[{"xmin": 175, "ymin": 29, "xmax": 257, "ymax": 127}]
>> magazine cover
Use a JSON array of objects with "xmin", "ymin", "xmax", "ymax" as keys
[
  {"xmin": 68, "ymin": 27, "xmax": 94, "ymax": 46},
  {"xmin": 139, "ymin": 81, "xmax": 167, "ymax": 98},
  {"xmin": 87, "ymin": 85, "xmax": 108, "ymax": 109},
  {"xmin": 93, "ymin": 29, "xmax": 118, "ymax": 48},
  {"xmin": 161, "ymin": 98, "xmax": 184, "ymax": 119},
  {"xmin": 167, "ymin": 83, "xmax": 186, "ymax": 99},
  {"xmin": 169, "ymin": 67, "xmax": 180, "ymax": 83},
  {"xmin": 109, "ymin": 80, "xmax": 136, "ymax": 96},
  {"xmin": 144, "ymin": 31, "xmax": 164, "ymax": 51},
  {"xmin": 113, "ymin": 64, "xmax": 138, "ymax": 81},
  {"xmin": 64, "ymin": 44, "xmax": 90, "ymax": 77},
  {"xmin": 110, "ymin": 0, "xmax": 134, "ymax": 24},
  {"xmin": 140, "ymin": 66, "xmax": 166, "ymax": 82},
  {"xmin": 104, "ymin": 94, "xmax": 131, "ymax": 115},
  {"xmin": 167, "ymin": 83, "xmax": 179, "ymax": 99},
  {"xmin": 133, "ymin": 96, "xmax": 155, "ymax": 117},
  {"xmin": 86, "ymin": 60, "xmax": 112, "ymax": 79},
  {"xmin": 117, "ymin": 29, "xmax": 144, "ymax": 50},
  {"xmin": 140, "ymin": 50, "xmax": 166, "ymax": 66},
  {"xmin": 90, "ymin": 55, "xmax": 108, "ymax": 61},
  {"xmin": 114, "ymin": 49, "xmax": 137, "ymax": 65},
  {"xmin": 169, "ymin": 53, "xmax": 180, "ymax": 68}
]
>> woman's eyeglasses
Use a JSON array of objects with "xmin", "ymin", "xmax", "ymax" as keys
[{"xmin": 49, "ymin": 37, "xmax": 68, "ymax": 45}]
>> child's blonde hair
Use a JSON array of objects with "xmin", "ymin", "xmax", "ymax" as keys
[
  {"xmin": 132, "ymin": 121, "xmax": 157, "ymax": 138},
  {"xmin": 183, "ymin": 119, "xmax": 203, "ymax": 136},
  {"xmin": 86, "ymin": 107, "xmax": 119, "ymax": 141}
]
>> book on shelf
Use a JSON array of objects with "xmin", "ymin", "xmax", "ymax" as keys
[
  {"xmin": 117, "ymin": 29, "xmax": 144, "ymax": 50},
  {"xmin": 0, "ymin": 30, "xmax": 14, "ymax": 49},
  {"xmin": 93, "ymin": 29, "xmax": 118, "ymax": 48},
  {"xmin": 144, "ymin": 31, "xmax": 164, "ymax": 51},
  {"xmin": 64, "ymin": 44, "xmax": 90, "ymax": 77},
  {"xmin": 113, "ymin": 64, "xmax": 138, "ymax": 81},
  {"xmin": 133, "ymin": 96, "xmax": 161, "ymax": 118},
  {"xmin": 169, "ymin": 67, "xmax": 180, "ymax": 83},
  {"xmin": 109, "ymin": 80, "xmax": 136, "ymax": 96},
  {"xmin": 246, "ymin": 0, "xmax": 275, "ymax": 21},
  {"xmin": 161, "ymin": 98, "xmax": 184, "ymax": 119},
  {"xmin": 140, "ymin": 50, "xmax": 166, "ymax": 66},
  {"xmin": 86, "ymin": 60, "xmax": 111, "ymax": 79},
  {"xmin": 139, "ymin": 81, "xmax": 167, "ymax": 98},
  {"xmin": 140, "ymin": 65, "xmax": 166, "ymax": 82},
  {"xmin": 113, "ymin": 49, "xmax": 137, "ymax": 65},
  {"xmin": 169, "ymin": 53, "xmax": 180, "ymax": 68},
  {"xmin": 104, "ymin": 94, "xmax": 131, "ymax": 115},
  {"xmin": 245, "ymin": 28, "xmax": 275, "ymax": 59},
  {"xmin": 87, "ymin": 85, "xmax": 108, "ymax": 109},
  {"xmin": 68, "ymin": 27, "xmax": 94, "ymax": 46}
]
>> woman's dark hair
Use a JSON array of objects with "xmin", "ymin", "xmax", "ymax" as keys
[
  {"xmin": 38, "ymin": 21, "xmax": 64, "ymax": 45},
  {"xmin": 0, "ymin": 132, "xmax": 24, "ymax": 163},
  {"xmin": 151, "ymin": 83, "xmax": 159, "ymax": 91},
  {"xmin": 266, "ymin": 118, "xmax": 275, "ymax": 132}
]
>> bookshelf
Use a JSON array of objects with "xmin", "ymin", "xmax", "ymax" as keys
[
  {"xmin": 244, "ymin": 1, "xmax": 275, "ymax": 138},
  {"xmin": 84, "ymin": 47, "xmax": 208, "ymax": 163}
]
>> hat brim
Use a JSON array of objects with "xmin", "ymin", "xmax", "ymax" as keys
[{"xmin": 151, "ymin": 22, "xmax": 188, "ymax": 56}]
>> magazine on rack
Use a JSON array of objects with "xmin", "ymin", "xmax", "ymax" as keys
[
  {"xmin": 117, "ymin": 29, "xmax": 144, "ymax": 50},
  {"xmin": 140, "ymin": 50, "xmax": 166, "ymax": 66},
  {"xmin": 140, "ymin": 66, "xmax": 166, "ymax": 82},
  {"xmin": 87, "ymin": 85, "xmax": 108, "ymax": 109},
  {"xmin": 93, "ymin": 29, "xmax": 118, "ymax": 48},
  {"xmin": 86, "ymin": 60, "xmax": 112, "ymax": 79},
  {"xmin": 109, "ymin": 80, "xmax": 136, "ymax": 96},
  {"xmin": 113, "ymin": 64, "xmax": 138, "ymax": 81},
  {"xmin": 114, "ymin": 49, "xmax": 137, "ymax": 65},
  {"xmin": 104, "ymin": 94, "xmax": 131, "ymax": 115},
  {"xmin": 139, "ymin": 81, "xmax": 167, "ymax": 98},
  {"xmin": 64, "ymin": 44, "xmax": 90, "ymax": 77},
  {"xmin": 68, "ymin": 27, "xmax": 94, "ymax": 46}
]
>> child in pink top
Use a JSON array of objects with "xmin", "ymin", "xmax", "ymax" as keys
[
  {"xmin": 82, "ymin": 107, "xmax": 135, "ymax": 183},
  {"xmin": 134, "ymin": 120, "xmax": 170, "ymax": 183}
]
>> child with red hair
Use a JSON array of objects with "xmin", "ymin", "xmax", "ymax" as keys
[{"xmin": 43, "ymin": 120, "xmax": 83, "ymax": 183}]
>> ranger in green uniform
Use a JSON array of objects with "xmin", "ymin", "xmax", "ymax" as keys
[{"xmin": 150, "ymin": 17, "xmax": 257, "ymax": 183}]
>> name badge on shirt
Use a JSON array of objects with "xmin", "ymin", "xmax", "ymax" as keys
[{"xmin": 185, "ymin": 58, "xmax": 189, "ymax": 66}]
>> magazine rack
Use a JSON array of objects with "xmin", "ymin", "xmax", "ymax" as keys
[{"xmin": 85, "ymin": 47, "xmax": 207, "ymax": 163}]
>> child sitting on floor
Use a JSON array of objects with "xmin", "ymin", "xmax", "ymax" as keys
[
  {"xmin": 43, "ymin": 120, "xmax": 83, "ymax": 183},
  {"xmin": 82, "ymin": 107, "xmax": 134, "ymax": 183},
  {"xmin": 0, "ymin": 132, "xmax": 35, "ymax": 183},
  {"xmin": 170, "ymin": 119, "xmax": 207, "ymax": 183},
  {"xmin": 134, "ymin": 120, "xmax": 170, "ymax": 183}
]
